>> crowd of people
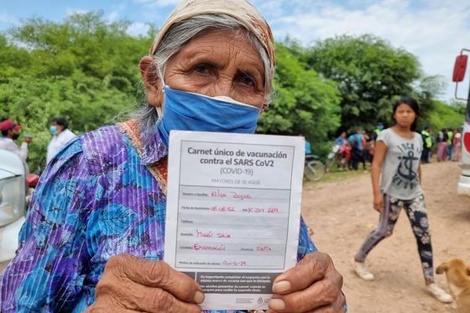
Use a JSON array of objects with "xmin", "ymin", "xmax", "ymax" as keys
[
  {"xmin": 328, "ymin": 124, "xmax": 383, "ymax": 172},
  {"xmin": 0, "ymin": 117, "xmax": 76, "ymax": 169},
  {"xmin": 419, "ymin": 126, "xmax": 462, "ymax": 163},
  {"xmin": 328, "ymin": 123, "xmax": 462, "ymax": 172}
]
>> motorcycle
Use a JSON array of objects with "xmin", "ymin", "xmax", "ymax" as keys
[
  {"xmin": 0, "ymin": 150, "xmax": 35, "ymax": 262},
  {"xmin": 325, "ymin": 143, "xmax": 349, "ymax": 172}
]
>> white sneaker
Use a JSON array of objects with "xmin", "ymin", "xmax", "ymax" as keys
[
  {"xmin": 426, "ymin": 283, "xmax": 453, "ymax": 303},
  {"xmin": 351, "ymin": 259, "xmax": 374, "ymax": 281}
]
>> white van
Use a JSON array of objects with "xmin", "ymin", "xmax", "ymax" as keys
[
  {"xmin": 0, "ymin": 149, "xmax": 27, "ymax": 262},
  {"xmin": 452, "ymin": 49, "xmax": 470, "ymax": 196}
]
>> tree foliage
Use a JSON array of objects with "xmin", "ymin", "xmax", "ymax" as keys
[
  {"xmin": 427, "ymin": 100, "xmax": 464, "ymax": 131},
  {"xmin": 257, "ymin": 43, "xmax": 341, "ymax": 153},
  {"xmin": 0, "ymin": 13, "xmax": 461, "ymax": 170},
  {"xmin": 303, "ymin": 34, "xmax": 422, "ymax": 133},
  {"xmin": 0, "ymin": 12, "xmax": 151, "ymax": 170}
]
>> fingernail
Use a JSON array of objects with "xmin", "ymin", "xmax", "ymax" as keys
[
  {"xmin": 194, "ymin": 291, "xmax": 204, "ymax": 304},
  {"xmin": 272, "ymin": 280, "xmax": 291, "ymax": 293},
  {"xmin": 269, "ymin": 298, "xmax": 286, "ymax": 310}
]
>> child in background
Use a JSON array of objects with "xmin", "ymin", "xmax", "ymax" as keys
[{"xmin": 352, "ymin": 96, "xmax": 452, "ymax": 304}]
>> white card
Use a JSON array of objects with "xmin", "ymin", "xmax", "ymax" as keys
[{"xmin": 164, "ymin": 131, "xmax": 305, "ymax": 311}]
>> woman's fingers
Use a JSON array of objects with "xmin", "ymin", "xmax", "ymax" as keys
[
  {"xmin": 269, "ymin": 252, "xmax": 344, "ymax": 312},
  {"xmin": 90, "ymin": 254, "xmax": 204, "ymax": 312},
  {"xmin": 268, "ymin": 291, "xmax": 346, "ymax": 313},
  {"xmin": 94, "ymin": 275, "xmax": 203, "ymax": 313},
  {"xmin": 113, "ymin": 254, "xmax": 203, "ymax": 302}
]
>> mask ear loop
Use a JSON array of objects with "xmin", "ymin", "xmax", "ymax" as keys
[
  {"xmin": 156, "ymin": 106, "xmax": 163, "ymax": 117},
  {"xmin": 155, "ymin": 65, "xmax": 166, "ymax": 118}
]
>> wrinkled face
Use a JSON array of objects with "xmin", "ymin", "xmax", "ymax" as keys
[
  {"xmin": 393, "ymin": 103, "xmax": 416, "ymax": 127},
  {"xmin": 162, "ymin": 29, "xmax": 266, "ymax": 109}
]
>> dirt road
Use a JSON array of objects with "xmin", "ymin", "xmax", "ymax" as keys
[
  {"xmin": 1, "ymin": 161, "xmax": 469, "ymax": 312},
  {"xmin": 303, "ymin": 160, "xmax": 470, "ymax": 313}
]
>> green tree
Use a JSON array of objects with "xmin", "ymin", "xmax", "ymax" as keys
[
  {"xmin": 257, "ymin": 43, "xmax": 342, "ymax": 155},
  {"xmin": 418, "ymin": 75, "xmax": 448, "ymax": 98},
  {"xmin": 0, "ymin": 34, "xmax": 31, "ymax": 78},
  {"xmin": 0, "ymin": 12, "xmax": 153, "ymax": 171},
  {"xmin": 0, "ymin": 76, "xmax": 137, "ymax": 170},
  {"xmin": 10, "ymin": 12, "xmax": 151, "ymax": 93},
  {"xmin": 427, "ymin": 100, "xmax": 464, "ymax": 131},
  {"xmin": 304, "ymin": 34, "xmax": 421, "ymax": 133}
]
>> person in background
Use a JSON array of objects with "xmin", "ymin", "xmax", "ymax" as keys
[
  {"xmin": 429, "ymin": 128, "xmax": 437, "ymax": 161},
  {"xmin": 303, "ymin": 134, "xmax": 313, "ymax": 156},
  {"xmin": 46, "ymin": 117, "xmax": 76, "ymax": 163},
  {"xmin": 436, "ymin": 128, "xmax": 448, "ymax": 162},
  {"xmin": 0, "ymin": 117, "xmax": 8, "ymax": 137},
  {"xmin": 352, "ymin": 96, "xmax": 452, "ymax": 304},
  {"xmin": 361, "ymin": 131, "xmax": 371, "ymax": 168},
  {"xmin": 0, "ymin": 119, "xmax": 32, "ymax": 163},
  {"xmin": 452, "ymin": 127, "xmax": 462, "ymax": 162},
  {"xmin": 446, "ymin": 128, "xmax": 453, "ymax": 160},
  {"xmin": 0, "ymin": 1, "xmax": 347, "ymax": 312},
  {"xmin": 420, "ymin": 126, "xmax": 432, "ymax": 163},
  {"xmin": 370, "ymin": 122, "xmax": 383, "ymax": 142},
  {"xmin": 348, "ymin": 128, "xmax": 365, "ymax": 170},
  {"xmin": 334, "ymin": 141, "xmax": 350, "ymax": 171},
  {"xmin": 335, "ymin": 131, "xmax": 347, "ymax": 147},
  {"xmin": 334, "ymin": 131, "xmax": 349, "ymax": 170}
]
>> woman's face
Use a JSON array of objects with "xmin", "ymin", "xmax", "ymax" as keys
[
  {"xmin": 156, "ymin": 29, "xmax": 266, "ymax": 109},
  {"xmin": 393, "ymin": 103, "xmax": 416, "ymax": 127}
]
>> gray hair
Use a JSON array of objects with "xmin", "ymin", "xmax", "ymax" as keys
[{"xmin": 134, "ymin": 14, "xmax": 274, "ymax": 130}]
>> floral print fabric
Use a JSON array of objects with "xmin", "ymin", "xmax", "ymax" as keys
[{"xmin": 0, "ymin": 122, "xmax": 316, "ymax": 312}]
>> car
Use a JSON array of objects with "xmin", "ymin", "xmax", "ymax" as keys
[{"xmin": 0, "ymin": 149, "xmax": 27, "ymax": 262}]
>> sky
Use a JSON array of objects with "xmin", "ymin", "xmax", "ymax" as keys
[{"xmin": 1, "ymin": 0, "xmax": 470, "ymax": 102}]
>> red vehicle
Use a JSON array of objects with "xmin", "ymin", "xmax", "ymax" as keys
[{"xmin": 452, "ymin": 48, "xmax": 470, "ymax": 196}]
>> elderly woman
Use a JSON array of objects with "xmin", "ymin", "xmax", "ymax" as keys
[{"xmin": 0, "ymin": 0, "xmax": 346, "ymax": 312}]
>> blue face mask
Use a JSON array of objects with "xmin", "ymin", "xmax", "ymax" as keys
[
  {"xmin": 157, "ymin": 86, "xmax": 261, "ymax": 146},
  {"xmin": 49, "ymin": 125, "xmax": 57, "ymax": 135}
]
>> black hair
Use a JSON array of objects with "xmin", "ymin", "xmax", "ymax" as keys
[
  {"xmin": 51, "ymin": 117, "xmax": 69, "ymax": 129},
  {"xmin": 392, "ymin": 96, "xmax": 420, "ymax": 131}
]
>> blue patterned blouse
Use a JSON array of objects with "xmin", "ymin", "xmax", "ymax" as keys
[{"xmin": 0, "ymin": 122, "xmax": 317, "ymax": 312}]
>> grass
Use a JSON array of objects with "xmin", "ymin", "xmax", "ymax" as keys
[
  {"xmin": 321, "ymin": 167, "xmax": 370, "ymax": 183},
  {"xmin": 312, "ymin": 160, "xmax": 372, "ymax": 184}
]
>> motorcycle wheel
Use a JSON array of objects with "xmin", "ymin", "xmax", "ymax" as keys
[{"xmin": 304, "ymin": 160, "xmax": 326, "ymax": 181}]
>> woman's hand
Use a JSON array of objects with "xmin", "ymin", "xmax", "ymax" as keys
[
  {"xmin": 373, "ymin": 191, "xmax": 383, "ymax": 212},
  {"xmin": 268, "ymin": 251, "xmax": 346, "ymax": 312},
  {"xmin": 85, "ymin": 254, "xmax": 204, "ymax": 313}
]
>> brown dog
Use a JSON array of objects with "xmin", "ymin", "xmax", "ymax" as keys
[{"xmin": 436, "ymin": 259, "xmax": 470, "ymax": 313}]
